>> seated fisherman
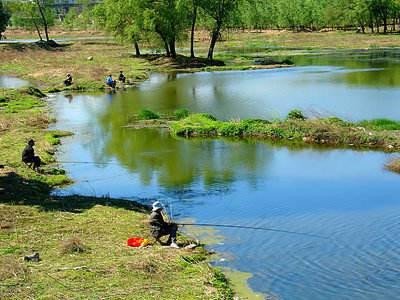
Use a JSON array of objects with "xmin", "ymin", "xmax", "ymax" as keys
[
  {"xmin": 118, "ymin": 71, "xmax": 126, "ymax": 83},
  {"xmin": 22, "ymin": 139, "xmax": 41, "ymax": 171},
  {"xmin": 105, "ymin": 74, "xmax": 116, "ymax": 88},
  {"xmin": 64, "ymin": 74, "xmax": 73, "ymax": 86},
  {"xmin": 149, "ymin": 201, "xmax": 179, "ymax": 248}
]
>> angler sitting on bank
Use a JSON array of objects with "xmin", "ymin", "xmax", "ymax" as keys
[
  {"xmin": 118, "ymin": 71, "xmax": 126, "ymax": 83},
  {"xmin": 149, "ymin": 201, "xmax": 179, "ymax": 248},
  {"xmin": 105, "ymin": 74, "xmax": 116, "ymax": 89},
  {"xmin": 64, "ymin": 73, "xmax": 73, "ymax": 86},
  {"xmin": 22, "ymin": 139, "xmax": 41, "ymax": 172}
]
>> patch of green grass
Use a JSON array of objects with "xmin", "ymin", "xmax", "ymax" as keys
[
  {"xmin": 0, "ymin": 201, "xmax": 233, "ymax": 299},
  {"xmin": 358, "ymin": 119, "xmax": 400, "ymax": 131},
  {"xmin": 45, "ymin": 130, "xmax": 73, "ymax": 146},
  {"xmin": 173, "ymin": 108, "xmax": 190, "ymax": 120},
  {"xmin": 211, "ymin": 269, "xmax": 234, "ymax": 299},
  {"xmin": 138, "ymin": 109, "xmax": 160, "ymax": 120},
  {"xmin": 0, "ymin": 88, "xmax": 45, "ymax": 113}
]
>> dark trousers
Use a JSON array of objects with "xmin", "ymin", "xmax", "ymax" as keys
[
  {"xmin": 24, "ymin": 156, "xmax": 41, "ymax": 170},
  {"xmin": 107, "ymin": 81, "xmax": 116, "ymax": 88},
  {"xmin": 153, "ymin": 223, "xmax": 178, "ymax": 243}
]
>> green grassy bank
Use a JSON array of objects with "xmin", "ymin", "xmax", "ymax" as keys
[
  {"xmin": 0, "ymin": 89, "xmax": 233, "ymax": 299},
  {"xmin": 127, "ymin": 110, "xmax": 400, "ymax": 152}
]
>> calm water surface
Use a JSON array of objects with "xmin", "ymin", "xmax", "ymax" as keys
[
  {"xmin": 52, "ymin": 52, "xmax": 400, "ymax": 299},
  {"xmin": 0, "ymin": 76, "xmax": 28, "ymax": 88}
]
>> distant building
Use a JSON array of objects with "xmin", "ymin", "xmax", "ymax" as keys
[{"xmin": 52, "ymin": 0, "xmax": 101, "ymax": 18}]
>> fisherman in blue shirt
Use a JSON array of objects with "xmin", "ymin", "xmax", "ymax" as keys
[{"xmin": 105, "ymin": 74, "xmax": 116, "ymax": 88}]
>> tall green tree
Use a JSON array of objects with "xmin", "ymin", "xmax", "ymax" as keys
[
  {"xmin": 189, "ymin": 0, "xmax": 200, "ymax": 58},
  {"xmin": 199, "ymin": 0, "xmax": 238, "ymax": 60},
  {"xmin": 9, "ymin": 0, "xmax": 55, "ymax": 42},
  {"xmin": 147, "ymin": 0, "xmax": 189, "ymax": 58},
  {"xmin": 0, "ymin": 1, "xmax": 10, "ymax": 40},
  {"xmin": 96, "ymin": 0, "xmax": 147, "ymax": 56}
]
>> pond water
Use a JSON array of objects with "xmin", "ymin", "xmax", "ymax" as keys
[
  {"xmin": 52, "ymin": 51, "xmax": 400, "ymax": 300},
  {"xmin": 0, "ymin": 76, "xmax": 28, "ymax": 88}
]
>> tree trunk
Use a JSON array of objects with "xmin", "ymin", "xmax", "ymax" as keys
[
  {"xmin": 164, "ymin": 41, "xmax": 170, "ymax": 57},
  {"xmin": 207, "ymin": 24, "xmax": 221, "ymax": 61},
  {"xmin": 33, "ymin": 19, "xmax": 43, "ymax": 41},
  {"xmin": 383, "ymin": 18, "xmax": 388, "ymax": 33},
  {"xmin": 35, "ymin": 0, "xmax": 49, "ymax": 42},
  {"xmin": 134, "ymin": 41, "xmax": 141, "ymax": 56},
  {"xmin": 169, "ymin": 38, "xmax": 176, "ymax": 58},
  {"xmin": 190, "ymin": 5, "xmax": 198, "ymax": 58}
]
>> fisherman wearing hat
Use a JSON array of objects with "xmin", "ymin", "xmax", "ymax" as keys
[
  {"xmin": 149, "ymin": 201, "xmax": 179, "ymax": 248},
  {"xmin": 22, "ymin": 139, "xmax": 41, "ymax": 171}
]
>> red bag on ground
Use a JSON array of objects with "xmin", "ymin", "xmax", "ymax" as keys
[{"xmin": 127, "ymin": 237, "xmax": 145, "ymax": 247}]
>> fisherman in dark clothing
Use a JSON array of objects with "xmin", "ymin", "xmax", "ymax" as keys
[
  {"xmin": 149, "ymin": 201, "xmax": 179, "ymax": 248},
  {"xmin": 22, "ymin": 139, "xmax": 41, "ymax": 171},
  {"xmin": 118, "ymin": 71, "xmax": 126, "ymax": 83},
  {"xmin": 64, "ymin": 73, "xmax": 73, "ymax": 86}
]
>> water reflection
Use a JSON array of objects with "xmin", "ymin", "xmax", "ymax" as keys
[
  {"xmin": 98, "ymin": 126, "xmax": 273, "ymax": 188},
  {"xmin": 291, "ymin": 50, "xmax": 400, "ymax": 88},
  {"xmin": 107, "ymin": 57, "xmax": 400, "ymax": 121}
]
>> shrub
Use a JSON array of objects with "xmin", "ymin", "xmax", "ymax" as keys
[
  {"xmin": 287, "ymin": 109, "xmax": 306, "ymax": 120},
  {"xmin": 174, "ymin": 108, "xmax": 190, "ymax": 120},
  {"xmin": 218, "ymin": 123, "xmax": 244, "ymax": 136},
  {"xmin": 61, "ymin": 237, "xmax": 87, "ymax": 254},
  {"xmin": 138, "ymin": 109, "xmax": 160, "ymax": 120}
]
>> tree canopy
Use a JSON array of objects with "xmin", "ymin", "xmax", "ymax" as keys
[
  {"xmin": 0, "ymin": 1, "xmax": 10, "ymax": 39},
  {"xmin": 8, "ymin": 0, "xmax": 55, "ymax": 41}
]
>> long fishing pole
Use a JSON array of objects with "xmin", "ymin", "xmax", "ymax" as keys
[
  {"xmin": 55, "ymin": 161, "xmax": 120, "ymax": 165},
  {"xmin": 177, "ymin": 223, "xmax": 328, "ymax": 239}
]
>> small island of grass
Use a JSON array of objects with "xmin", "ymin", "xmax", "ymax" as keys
[{"xmin": 128, "ymin": 109, "xmax": 400, "ymax": 152}]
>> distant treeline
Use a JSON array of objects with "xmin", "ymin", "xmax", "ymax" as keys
[{"xmin": 234, "ymin": 0, "xmax": 400, "ymax": 33}]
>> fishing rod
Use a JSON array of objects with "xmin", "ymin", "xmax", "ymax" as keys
[
  {"xmin": 177, "ymin": 223, "xmax": 328, "ymax": 239},
  {"xmin": 55, "ymin": 161, "xmax": 120, "ymax": 165}
]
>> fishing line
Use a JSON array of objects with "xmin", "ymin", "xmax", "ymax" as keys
[
  {"xmin": 55, "ymin": 161, "xmax": 120, "ymax": 165},
  {"xmin": 178, "ymin": 223, "xmax": 328, "ymax": 239}
]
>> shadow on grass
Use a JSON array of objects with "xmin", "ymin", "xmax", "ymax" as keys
[
  {"xmin": 1, "ymin": 41, "xmax": 69, "ymax": 52},
  {"xmin": 0, "ymin": 170, "xmax": 149, "ymax": 214}
]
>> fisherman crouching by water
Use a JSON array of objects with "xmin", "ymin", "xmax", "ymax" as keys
[
  {"xmin": 118, "ymin": 71, "xmax": 126, "ymax": 83},
  {"xmin": 149, "ymin": 201, "xmax": 179, "ymax": 248},
  {"xmin": 64, "ymin": 73, "xmax": 73, "ymax": 86},
  {"xmin": 105, "ymin": 74, "xmax": 117, "ymax": 89},
  {"xmin": 22, "ymin": 139, "xmax": 41, "ymax": 172}
]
